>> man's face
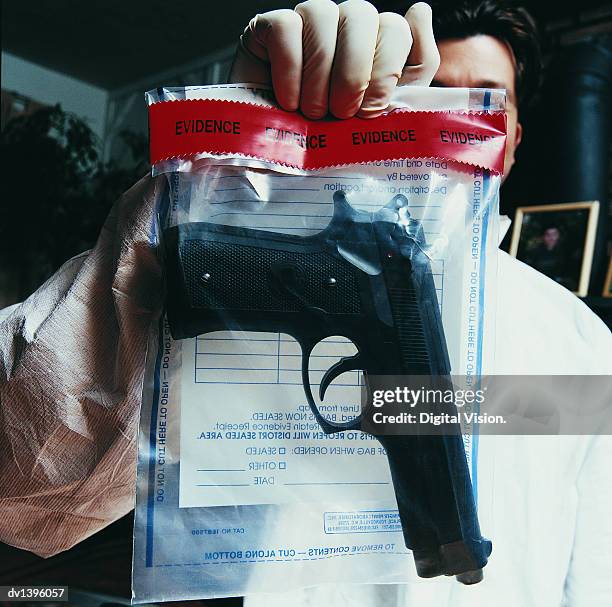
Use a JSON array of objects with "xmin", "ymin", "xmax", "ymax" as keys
[
  {"xmin": 543, "ymin": 227, "xmax": 560, "ymax": 249},
  {"xmin": 432, "ymin": 35, "xmax": 523, "ymax": 179}
]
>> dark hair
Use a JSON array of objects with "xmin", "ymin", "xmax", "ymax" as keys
[
  {"xmin": 432, "ymin": 1, "xmax": 541, "ymax": 108},
  {"xmin": 376, "ymin": 1, "xmax": 542, "ymax": 109}
]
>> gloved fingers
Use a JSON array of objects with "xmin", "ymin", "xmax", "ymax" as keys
[
  {"xmin": 229, "ymin": 1, "xmax": 440, "ymax": 118},
  {"xmin": 358, "ymin": 11, "xmax": 413, "ymax": 118},
  {"xmin": 329, "ymin": 0, "xmax": 379, "ymax": 119},
  {"xmin": 228, "ymin": 10, "xmax": 304, "ymax": 111},
  {"xmin": 228, "ymin": 17, "xmax": 272, "ymax": 87},
  {"xmin": 295, "ymin": 0, "xmax": 340, "ymax": 119},
  {"xmin": 399, "ymin": 2, "xmax": 440, "ymax": 86}
]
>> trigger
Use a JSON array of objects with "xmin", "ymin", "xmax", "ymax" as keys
[{"xmin": 320, "ymin": 353, "xmax": 363, "ymax": 401}]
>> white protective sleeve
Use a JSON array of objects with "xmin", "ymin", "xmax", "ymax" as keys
[
  {"xmin": 0, "ymin": 174, "xmax": 163, "ymax": 557},
  {"xmin": 244, "ymin": 253, "xmax": 612, "ymax": 607}
]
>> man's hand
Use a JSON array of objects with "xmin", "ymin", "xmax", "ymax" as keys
[{"xmin": 228, "ymin": 0, "xmax": 439, "ymax": 119}]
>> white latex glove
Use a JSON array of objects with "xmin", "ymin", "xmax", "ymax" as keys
[{"xmin": 229, "ymin": 0, "xmax": 440, "ymax": 119}]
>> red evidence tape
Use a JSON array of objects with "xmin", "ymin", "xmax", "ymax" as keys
[{"xmin": 149, "ymin": 98, "xmax": 507, "ymax": 174}]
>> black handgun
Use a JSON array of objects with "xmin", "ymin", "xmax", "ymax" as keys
[{"xmin": 163, "ymin": 191, "xmax": 492, "ymax": 584}]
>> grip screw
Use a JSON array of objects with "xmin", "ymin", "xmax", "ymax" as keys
[
  {"xmin": 325, "ymin": 277, "xmax": 337, "ymax": 287},
  {"xmin": 200, "ymin": 272, "xmax": 211, "ymax": 283}
]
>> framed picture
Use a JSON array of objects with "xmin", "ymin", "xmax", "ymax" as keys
[
  {"xmin": 509, "ymin": 201, "xmax": 599, "ymax": 297},
  {"xmin": 603, "ymin": 257, "xmax": 612, "ymax": 298}
]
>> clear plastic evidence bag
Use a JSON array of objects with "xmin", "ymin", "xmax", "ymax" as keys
[{"xmin": 132, "ymin": 83, "xmax": 506, "ymax": 602}]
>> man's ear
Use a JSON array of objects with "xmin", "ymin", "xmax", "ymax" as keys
[
  {"xmin": 515, "ymin": 121, "xmax": 523, "ymax": 149},
  {"xmin": 502, "ymin": 119, "xmax": 523, "ymax": 179}
]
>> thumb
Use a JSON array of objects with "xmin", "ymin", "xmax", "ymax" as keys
[{"xmin": 228, "ymin": 10, "xmax": 303, "ymax": 111}]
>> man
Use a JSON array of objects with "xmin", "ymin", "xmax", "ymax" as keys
[
  {"xmin": 229, "ymin": 1, "xmax": 612, "ymax": 606},
  {"xmin": 523, "ymin": 225, "xmax": 575, "ymax": 289},
  {"xmin": 0, "ymin": 1, "xmax": 610, "ymax": 605}
]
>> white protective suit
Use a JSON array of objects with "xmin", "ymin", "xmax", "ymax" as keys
[
  {"xmin": 245, "ymin": 229, "xmax": 612, "ymax": 607},
  {"xmin": 0, "ymin": 174, "xmax": 611, "ymax": 607}
]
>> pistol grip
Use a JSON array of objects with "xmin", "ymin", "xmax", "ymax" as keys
[{"xmin": 377, "ymin": 433, "xmax": 491, "ymax": 581}]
